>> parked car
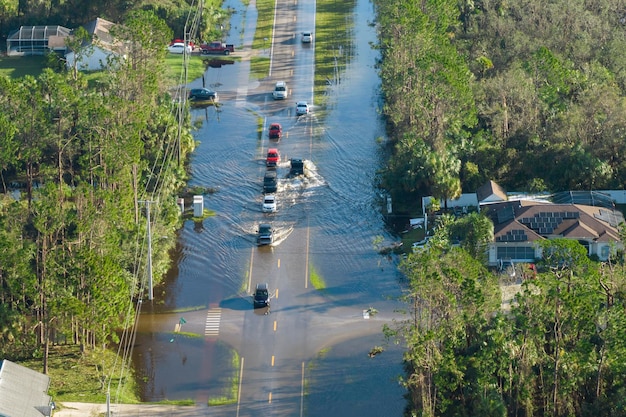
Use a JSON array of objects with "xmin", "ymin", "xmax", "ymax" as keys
[
  {"xmin": 498, "ymin": 259, "xmax": 516, "ymax": 279},
  {"xmin": 296, "ymin": 101, "xmax": 310, "ymax": 115},
  {"xmin": 253, "ymin": 282, "xmax": 270, "ymax": 308},
  {"xmin": 262, "ymin": 194, "xmax": 277, "ymax": 213},
  {"xmin": 273, "ymin": 81, "xmax": 288, "ymax": 100},
  {"xmin": 167, "ymin": 42, "xmax": 192, "ymax": 54},
  {"xmin": 290, "ymin": 158, "xmax": 304, "ymax": 176},
  {"xmin": 266, "ymin": 148, "xmax": 280, "ymax": 167},
  {"xmin": 269, "ymin": 123, "xmax": 282, "ymax": 139},
  {"xmin": 200, "ymin": 41, "xmax": 235, "ymax": 55},
  {"xmin": 188, "ymin": 88, "xmax": 218, "ymax": 103},
  {"xmin": 257, "ymin": 223, "xmax": 274, "ymax": 246},
  {"xmin": 263, "ymin": 170, "xmax": 278, "ymax": 193},
  {"xmin": 301, "ymin": 31, "xmax": 313, "ymax": 43}
]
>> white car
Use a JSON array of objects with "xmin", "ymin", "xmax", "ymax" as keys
[
  {"xmin": 262, "ymin": 194, "xmax": 277, "ymax": 213},
  {"xmin": 167, "ymin": 42, "xmax": 192, "ymax": 54},
  {"xmin": 296, "ymin": 101, "xmax": 310, "ymax": 115},
  {"xmin": 273, "ymin": 81, "xmax": 288, "ymax": 100},
  {"xmin": 301, "ymin": 31, "xmax": 313, "ymax": 43}
]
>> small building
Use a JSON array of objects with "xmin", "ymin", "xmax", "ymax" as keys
[
  {"xmin": 65, "ymin": 18, "xmax": 125, "ymax": 71},
  {"xmin": 0, "ymin": 359, "xmax": 53, "ymax": 417},
  {"xmin": 6, "ymin": 25, "xmax": 71, "ymax": 56},
  {"xmin": 476, "ymin": 180, "xmax": 508, "ymax": 204}
]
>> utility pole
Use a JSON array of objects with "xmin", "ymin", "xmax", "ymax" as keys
[{"xmin": 139, "ymin": 200, "xmax": 156, "ymax": 300}]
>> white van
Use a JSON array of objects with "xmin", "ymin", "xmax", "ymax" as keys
[{"xmin": 273, "ymin": 81, "xmax": 288, "ymax": 99}]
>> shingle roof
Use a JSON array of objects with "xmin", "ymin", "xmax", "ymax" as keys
[
  {"xmin": 490, "ymin": 202, "xmax": 623, "ymax": 243},
  {"xmin": 476, "ymin": 180, "xmax": 508, "ymax": 203},
  {"xmin": 0, "ymin": 359, "xmax": 52, "ymax": 417}
]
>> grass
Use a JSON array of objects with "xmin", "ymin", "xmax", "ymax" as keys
[
  {"xmin": 309, "ymin": 264, "xmax": 326, "ymax": 290},
  {"xmin": 311, "ymin": 0, "xmax": 357, "ymax": 106},
  {"xmin": 207, "ymin": 347, "xmax": 240, "ymax": 406},
  {"xmin": 19, "ymin": 345, "xmax": 139, "ymax": 404},
  {"xmin": 0, "ymin": 55, "xmax": 47, "ymax": 78}
]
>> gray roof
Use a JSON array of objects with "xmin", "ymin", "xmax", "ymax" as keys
[{"xmin": 0, "ymin": 359, "xmax": 52, "ymax": 417}]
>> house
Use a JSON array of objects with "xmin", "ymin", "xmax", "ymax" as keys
[
  {"xmin": 484, "ymin": 200, "xmax": 624, "ymax": 265},
  {"xmin": 0, "ymin": 359, "xmax": 53, "ymax": 417},
  {"xmin": 6, "ymin": 25, "xmax": 71, "ymax": 56},
  {"xmin": 65, "ymin": 18, "xmax": 124, "ymax": 71}
]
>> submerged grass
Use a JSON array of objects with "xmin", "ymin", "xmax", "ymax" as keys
[
  {"xmin": 309, "ymin": 264, "xmax": 326, "ymax": 290},
  {"xmin": 208, "ymin": 346, "xmax": 241, "ymax": 406}
]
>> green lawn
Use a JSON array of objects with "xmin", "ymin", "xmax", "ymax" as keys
[{"xmin": 0, "ymin": 55, "xmax": 47, "ymax": 78}]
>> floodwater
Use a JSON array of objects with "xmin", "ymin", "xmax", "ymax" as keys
[{"xmin": 130, "ymin": 0, "xmax": 406, "ymax": 415}]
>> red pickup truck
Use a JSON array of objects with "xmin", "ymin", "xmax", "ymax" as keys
[{"xmin": 200, "ymin": 42, "xmax": 235, "ymax": 55}]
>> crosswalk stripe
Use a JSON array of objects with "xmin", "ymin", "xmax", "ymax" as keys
[{"xmin": 205, "ymin": 308, "xmax": 222, "ymax": 336}]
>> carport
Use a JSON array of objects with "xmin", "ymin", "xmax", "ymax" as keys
[{"xmin": 6, "ymin": 25, "xmax": 71, "ymax": 56}]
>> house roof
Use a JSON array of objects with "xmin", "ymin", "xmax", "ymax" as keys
[
  {"xmin": 487, "ymin": 202, "xmax": 623, "ymax": 244},
  {"xmin": 476, "ymin": 180, "xmax": 508, "ymax": 203},
  {"xmin": 82, "ymin": 17, "xmax": 116, "ymax": 45},
  {"xmin": 0, "ymin": 359, "xmax": 52, "ymax": 417}
]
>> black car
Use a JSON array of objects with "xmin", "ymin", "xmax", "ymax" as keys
[
  {"xmin": 188, "ymin": 88, "xmax": 218, "ymax": 102},
  {"xmin": 257, "ymin": 223, "xmax": 274, "ymax": 245},
  {"xmin": 253, "ymin": 283, "xmax": 270, "ymax": 308},
  {"xmin": 263, "ymin": 170, "xmax": 278, "ymax": 193},
  {"xmin": 290, "ymin": 158, "xmax": 304, "ymax": 176}
]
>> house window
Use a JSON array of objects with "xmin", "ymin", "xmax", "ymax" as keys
[
  {"xmin": 600, "ymin": 245, "xmax": 610, "ymax": 258},
  {"xmin": 497, "ymin": 246, "xmax": 535, "ymax": 260}
]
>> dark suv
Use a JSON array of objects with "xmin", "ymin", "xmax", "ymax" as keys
[
  {"xmin": 257, "ymin": 223, "xmax": 274, "ymax": 245},
  {"xmin": 290, "ymin": 158, "xmax": 304, "ymax": 176},
  {"xmin": 253, "ymin": 283, "xmax": 270, "ymax": 308},
  {"xmin": 263, "ymin": 170, "xmax": 277, "ymax": 193}
]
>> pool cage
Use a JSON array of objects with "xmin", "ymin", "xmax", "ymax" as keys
[{"xmin": 6, "ymin": 25, "xmax": 71, "ymax": 56}]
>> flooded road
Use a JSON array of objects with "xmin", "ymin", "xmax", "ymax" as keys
[{"xmin": 131, "ymin": 0, "xmax": 406, "ymax": 415}]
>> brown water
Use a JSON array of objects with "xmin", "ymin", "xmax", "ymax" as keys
[{"xmin": 130, "ymin": 0, "xmax": 406, "ymax": 415}]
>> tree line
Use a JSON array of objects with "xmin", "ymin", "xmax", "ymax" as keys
[
  {"xmin": 375, "ymin": 0, "xmax": 626, "ymax": 206},
  {"xmin": 373, "ymin": 0, "xmax": 626, "ymax": 415},
  {"xmin": 0, "ymin": 0, "xmax": 228, "ymax": 45},
  {"xmin": 0, "ymin": 10, "xmax": 195, "ymax": 373}
]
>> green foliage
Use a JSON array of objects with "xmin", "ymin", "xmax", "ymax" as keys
[
  {"xmin": 378, "ymin": 0, "xmax": 626, "ymax": 203},
  {"xmin": 395, "ymin": 230, "xmax": 626, "ymax": 415},
  {"xmin": 0, "ymin": 9, "xmax": 193, "ymax": 364}
]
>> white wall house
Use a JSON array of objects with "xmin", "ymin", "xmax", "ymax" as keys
[{"xmin": 65, "ymin": 18, "xmax": 124, "ymax": 72}]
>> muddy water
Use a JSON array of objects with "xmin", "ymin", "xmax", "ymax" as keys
[{"xmin": 131, "ymin": 0, "xmax": 406, "ymax": 414}]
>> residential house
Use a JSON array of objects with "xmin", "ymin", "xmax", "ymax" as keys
[
  {"xmin": 65, "ymin": 18, "xmax": 124, "ymax": 71},
  {"xmin": 484, "ymin": 200, "xmax": 624, "ymax": 265}
]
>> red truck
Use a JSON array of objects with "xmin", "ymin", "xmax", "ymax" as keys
[{"xmin": 200, "ymin": 41, "xmax": 235, "ymax": 55}]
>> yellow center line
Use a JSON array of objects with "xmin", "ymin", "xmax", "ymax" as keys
[
  {"xmin": 274, "ymin": 320, "xmax": 277, "ymax": 332},
  {"xmin": 269, "ymin": 392, "xmax": 272, "ymax": 404},
  {"xmin": 271, "ymin": 355, "xmax": 275, "ymax": 366}
]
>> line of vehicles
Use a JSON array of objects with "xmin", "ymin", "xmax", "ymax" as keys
[{"xmin": 253, "ymin": 27, "xmax": 311, "ymax": 306}]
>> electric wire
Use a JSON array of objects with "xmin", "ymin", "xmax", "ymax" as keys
[{"xmin": 103, "ymin": 0, "xmax": 205, "ymax": 407}]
